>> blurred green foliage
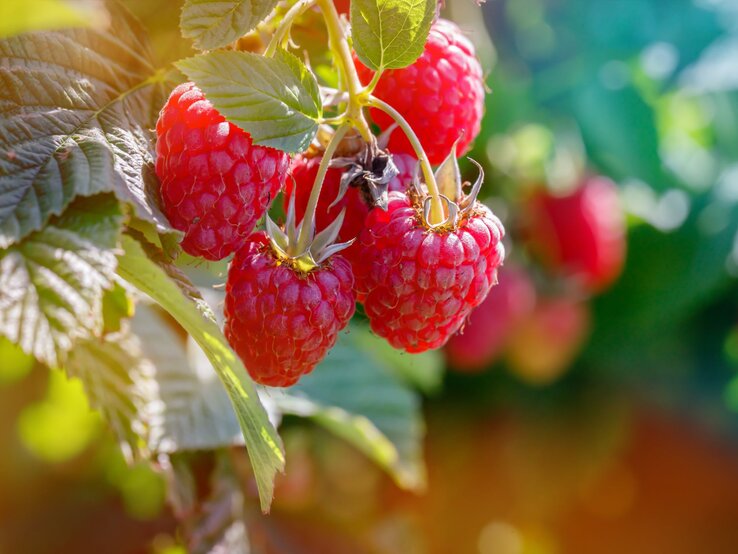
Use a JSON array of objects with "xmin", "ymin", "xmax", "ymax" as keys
[
  {"xmin": 444, "ymin": 0, "xmax": 738, "ymax": 408},
  {"xmin": 0, "ymin": 0, "xmax": 105, "ymax": 37},
  {"xmin": 17, "ymin": 370, "xmax": 101, "ymax": 463}
]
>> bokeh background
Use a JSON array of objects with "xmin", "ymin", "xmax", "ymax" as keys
[{"xmin": 3, "ymin": 0, "xmax": 738, "ymax": 552}]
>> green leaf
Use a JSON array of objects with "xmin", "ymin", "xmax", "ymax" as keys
[
  {"xmin": 351, "ymin": 0, "xmax": 436, "ymax": 70},
  {"xmin": 116, "ymin": 233, "xmax": 284, "ymax": 513},
  {"xmin": 181, "ymin": 0, "xmax": 279, "ymax": 51},
  {"xmin": 131, "ymin": 304, "xmax": 244, "ymax": 452},
  {"xmin": 102, "ymin": 282, "xmax": 134, "ymax": 335},
  {"xmin": 65, "ymin": 330, "xmax": 153, "ymax": 462},
  {"xmin": 0, "ymin": 0, "xmax": 174, "ymax": 248},
  {"xmin": 273, "ymin": 325, "xmax": 426, "ymax": 491},
  {"xmin": 176, "ymin": 49, "xmax": 322, "ymax": 153},
  {"xmin": 351, "ymin": 324, "xmax": 444, "ymax": 394},
  {"xmin": 0, "ymin": 0, "xmax": 105, "ymax": 38},
  {"xmin": 0, "ymin": 194, "xmax": 122, "ymax": 367}
]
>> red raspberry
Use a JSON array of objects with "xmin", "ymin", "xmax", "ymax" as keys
[
  {"xmin": 354, "ymin": 191, "xmax": 505, "ymax": 353},
  {"xmin": 155, "ymin": 82, "xmax": 289, "ymax": 260},
  {"xmin": 445, "ymin": 265, "xmax": 536, "ymax": 372},
  {"xmin": 224, "ymin": 232, "xmax": 356, "ymax": 387},
  {"xmin": 523, "ymin": 176, "xmax": 625, "ymax": 293},
  {"xmin": 334, "ymin": 0, "xmax": 350, "ymax": 14},
  {"xmin": 284, "ymin": 151, "xmax": 416, "ymax": 245},
  {"xmin": 505, "ymin": 297, "xmax": 590, "ymax": 385},
  {"xmin": 355, "ymin": 19, "xmax": 485, "ymax": 165}
]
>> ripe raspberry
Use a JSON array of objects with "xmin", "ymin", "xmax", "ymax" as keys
[
  {"xmin": 354, "ymin": 191, "xmax": 505, "ymax": 353},
  {"xmin": 284, "ymin": 152, "xmax": 416, "ymax": 247},
  {"xmin": 334, "ymin": 0, "xmax": 350, "ymax": 14},
  {"xmin": 155, "ymin": 82, "xmax": 289, "ymax": 260},
  {"xmin": 355, "ymin": 19, "xmax": 485, "ymax": 165},
  {"xmin": 523, "ymin": 176, "xmax": 625, "ymax": 293},
  {"xmin": 445, "ymin": 265, "xmax": 536, "ymax": 372},
  {"xmin": 224, "ymin": 232, "xmax": 356, "ymax": 387}
]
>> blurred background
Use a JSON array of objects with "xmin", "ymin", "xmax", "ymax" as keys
[{"xmin": 3, "ymin": 0, "xmax": 738, "ymax": 552}]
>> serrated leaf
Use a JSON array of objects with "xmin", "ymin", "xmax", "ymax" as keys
[
  {"xmin": 0, "ymin": 194, "xmax": 122, "ymax": 367},
  {"xmin": 131, "ymin": 305, "xmax": 244, "ymax": 453},
  {"xmin": 0, "ymin": 0, "xmax": 174, "ymax": 248},
  {"xmin": 181, "ymin": 0, "xmax": 279, "ymax": 51},
  {"xmin": 0, "ymin": 0, "xmax": 106, "ymax": 38},
  {"xmin": 65, "ymin": 330, "xmax": 154, "ymax": 462},
  {"xmin": 116, "ymin": 234, "xmax": 284, "ymax": 513},
  {"xmin": 351, "ymin": 0, "xmax": 436, "ymax": 70},
  {"xmin": 273, "ymin": 325, "xmax": 426, "ymax": 491},
  {"xmin": 176, "ymin": 49, "xmax": 322, "ymax": 153}
]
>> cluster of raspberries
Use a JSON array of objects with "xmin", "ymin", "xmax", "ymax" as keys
[{"xmin": 155, "ymin": 19, "xmax": 502, "ymax": 387}]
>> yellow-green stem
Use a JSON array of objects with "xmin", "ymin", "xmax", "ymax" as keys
[
  {"xmin": 296, "ymin": 124, "xmax": 351, "ymax": 252},
  {"xmin": 265, "ymin": 0, "xmax": 316, "ymax": 57},
  {"xmin": 366, "ymin": 95, "xmax": 444, "ymax": 224},
  {"xmin": 364, "ymin": 68, "xmax": 384, "ymax": 95},
  {"xmin": 316, "ymin": 0, "xmax": 373, "ymax": 142}
]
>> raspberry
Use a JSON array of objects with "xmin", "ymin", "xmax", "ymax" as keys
[
  {"xmin": 155, "ymin": 82, "xmax": 290, "ymax": 260},
  {"xmin": 284, "ymin": 151, "xmax": 416, "ymax": 249},
  {"xmin": 445, "ymin": 265, "xmax": 536, "ymax": 372},
  {"xmin": 224, "ymin": 232, "xmax": 356, "ymax": 387},
  {"xmin": 334, "ymin": 0, "xmax": 350, "ymax": 14},
  {"xmin": 354, "ymin": 191, "xmax": 505, "ymax": 353},
  {"xmin": 355, "ymin": 19, "xmax": 485, "ymax": 165},
  {"xmin": 522, "ymin": 176, "xmax": 625, "ymax": 293},
  {"xmin": 505, "ymin": 297, "xmax": 590, "ymax": 385}
]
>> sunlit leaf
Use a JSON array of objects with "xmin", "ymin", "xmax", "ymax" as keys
[
  {"xmin": 181, "ymin": 0, "xmax": 278, "ymax": 51},
  {"xmin": 116, "ymin": 234, "xmax": 284, "ymax": 512},
  {"xmin": 0, "ymin": 195, "xmax": 121, "ymax": 367},
  {"xmin": 176, "ymin": 49, "xmax": 322, "ymax": 153},
  {"xmin": 0, "ymin": 0, "xmax": 174, "ymax": 248},
  {"xmin": 351, "ymin": 0, "xmax": 435, "ymax": 70}
]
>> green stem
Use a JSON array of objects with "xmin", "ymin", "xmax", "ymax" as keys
[
  {"xmin": 265, "ymin": 0, "xmax": 316, "ymax": 57},
  {"xmin": 316, "ymin": 0, "xmax": 373, "ymax": 142},
  {"xmin": 364, "ymin": 68, "xmax": 385, "ymax": 95},
  {"xmin": 366, "ymin": 95, "xmax": 444, "ymax": 224},
  {"xmin": 296, "ymin": 124, "xmax": 351, "ymax": 252}
]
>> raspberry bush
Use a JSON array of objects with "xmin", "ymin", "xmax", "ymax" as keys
[
  {"xmin": 0, "ymin": 0, "xmax": 518, "ymax": 547},
  {"xmin": 7, "ymin": 1, "xmax": 738, "ymax": 551}
]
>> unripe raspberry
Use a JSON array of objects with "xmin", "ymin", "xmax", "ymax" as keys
[
  {"xmin": 155, "ymin": 82, "xmax": 289, "ymax": 260},
  {"xmin": 445, "ymin": 266, "xmax": 536, "ymax": 372},
  {"xmin": 355, "ymin": 19, "xmax": 486, "ymax": 165},
  {"xmin": 224, "ymin": 233, "xmax": 356, "ymax": 387},
  {"xmin": 354, "ymin": 191, "xmax": 505, "ymax": 353},
  {"xmin": 523, "ymin": 176, "xmax": 625, "ymax": 293}
]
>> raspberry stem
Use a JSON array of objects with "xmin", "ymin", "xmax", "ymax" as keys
[
  {"xmin": 316, "ymin": 0, "xmax": 373, "ymax": 142},
  {"xmin": 366, "ymin": 95, "xmax": 445, "ymax": 224},
  {"xmin": 265, "ymin": 0, "xmax": 316, "ymax": 57},
  {"xmin": 363, "ymin": 68, "xmax": 385, "ymax": 95},
  {"xmin": 296, "ymin": 123, "xmax": 351, "ymax": 252}
]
